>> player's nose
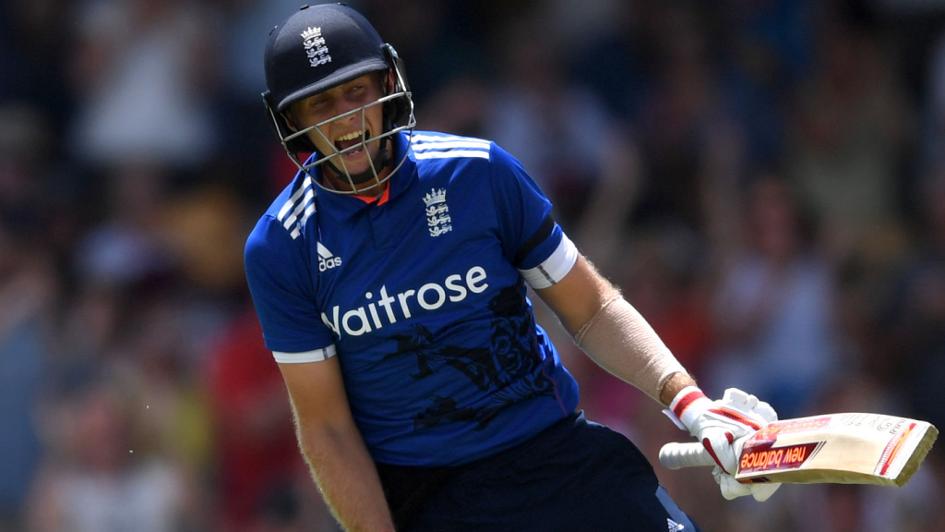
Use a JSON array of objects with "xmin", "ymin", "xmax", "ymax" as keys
[{"xmin": 336, "ymin": 100, "xmax": 365, "ymax": 123}]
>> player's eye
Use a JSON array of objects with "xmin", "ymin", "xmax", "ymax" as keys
[{"xmin": 348, "ymin": 84, "xmax": 366, "ymax": 97}]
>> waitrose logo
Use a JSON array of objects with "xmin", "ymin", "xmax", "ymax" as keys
[{"xmin": 322, "ymin": 266, "xmax": 489, "ymax": 337}]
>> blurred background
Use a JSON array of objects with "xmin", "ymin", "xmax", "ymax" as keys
[{"xmin": 2, "ymin": 0, "xmax": 945, "ymax": 530}]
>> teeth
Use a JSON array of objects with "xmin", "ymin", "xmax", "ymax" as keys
[{"xmin": 336, "ymin": 130, "xmax": 365, "ymax": 142}]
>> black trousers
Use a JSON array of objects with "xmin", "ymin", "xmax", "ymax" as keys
[{"xmin": 376, "ymin": 412, "xmax": 699, "ymax": 531}]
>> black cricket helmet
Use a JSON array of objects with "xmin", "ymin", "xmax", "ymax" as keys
[{"xmin": 262, "ymin": 3, "xmax": 415, "ymax": 194}]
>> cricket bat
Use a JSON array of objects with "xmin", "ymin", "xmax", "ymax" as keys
[{"xmin": 659, "ymin": 413, "xmax": 938, "ymax": 487}]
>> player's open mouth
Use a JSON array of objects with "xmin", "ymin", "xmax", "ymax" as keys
[{"xmin": 334, "ymin": 129, "xmax": 369, "ymax": 158}]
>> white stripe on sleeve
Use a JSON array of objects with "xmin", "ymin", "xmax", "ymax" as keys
[
  {"xmin": 272, "ymin": 344, "xmax": 337, "ymax": 364},
  {"xmin": 518, "ymin": 234, "xmax": 579, "ymax": 289},
  {"xmin": 414, "ymin": 149, "xmax": 491, "ymax": 160},
  {"xmin": 412, "ymin": 140, "xmax": 491, "ymax": 151}
]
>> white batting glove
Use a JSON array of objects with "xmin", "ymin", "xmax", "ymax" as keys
[
  {"xmin": 712, "ymin": 462, "xmax": 781, "ymax": 502},
  {"xmin": 664, "ymin": 386, "xmax": 781, "ymax": 501}
]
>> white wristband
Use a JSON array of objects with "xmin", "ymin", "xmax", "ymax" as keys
[{"xmin": 663, "ymin": 386, "xmax": 712, "ymax": 432}]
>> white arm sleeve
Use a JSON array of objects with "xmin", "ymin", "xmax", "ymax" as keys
[{"xmin": 574, "ymin": 295, "xmax": 687, "ymax": 402}]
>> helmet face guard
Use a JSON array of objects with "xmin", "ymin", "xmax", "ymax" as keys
[
  {"xmin": 262, "ymin": 4, "xmax": 415, "ymax": 195},
  {"xmin": 262, "ymin": 44, "xmax": 415, "ymax": 195}
]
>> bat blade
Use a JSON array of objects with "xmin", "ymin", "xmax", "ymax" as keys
[{"xmin": 659, "ymin": 413, "xmax": 939, "ymax": 486}]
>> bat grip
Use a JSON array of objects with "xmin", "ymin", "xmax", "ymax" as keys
[{"xmin": 659, "ymin": 442, "xmax": 716, "ymax": 469}]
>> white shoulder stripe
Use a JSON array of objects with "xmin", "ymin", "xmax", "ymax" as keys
[
  {"xmin": 288, "ymin": 203, "xmax": 316, "ymax": 239},
  {"xmin": 278, "ymin": 176, "xmax": 313, "ymax": 221},
  {"xmin": 412, "ymin": 140, "xmax": 491, "ymax": 152},
  {"xmin": 273, "ymin": 345, "xmax": 337, "ymax": 364},
  {"xmin": 415, "ymin": 150, "xmax": 491, "ymax": 160},
  {"xmin": 411, "ymin": 133, "xmax": 489, "ymax": 144},
  {"xmin": 519, "ymin": 234, "xmax": 578, "ymax": 289},
  {"xmin": 282, "ymin": 190, "xmax": 315, "ymax": 230},
  {"xmin": 300, "ymin": 203, "xmax": 316, "ymax": 227}
]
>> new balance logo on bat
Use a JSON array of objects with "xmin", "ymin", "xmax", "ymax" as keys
[{"xmin": 317, "ymin": 242, "xmax": 342, "ymax": 272}]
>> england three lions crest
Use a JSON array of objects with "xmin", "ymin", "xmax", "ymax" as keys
[
  {"xmin": 300, "ymin": 26, "xmax": 331, "ymax": 68},
  {"xmin": 423, "ymin": 188, "xmax": 452, "ymax": 237}
]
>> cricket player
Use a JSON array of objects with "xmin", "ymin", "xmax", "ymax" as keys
[{"xmin": 245, "ymin": 4, "xmax": 780, "ymax": 530}]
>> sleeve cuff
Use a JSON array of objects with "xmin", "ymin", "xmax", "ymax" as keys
[
  {"xmin": 272, "ymin": 345, "xmax": 337, "ymax": 364},
  {"xmin": 518, "ymin": 234, "xmax": 578, "ymax": 289}
]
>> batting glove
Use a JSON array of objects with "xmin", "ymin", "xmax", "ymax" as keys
[{"xmin": 665, "ymin": 386, "xmax": 782, "ymax": 501}]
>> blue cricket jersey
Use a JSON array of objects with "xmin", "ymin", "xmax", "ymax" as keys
[{"xmin": 244, "ymin": 131, "xmax": 580, "ymax": 466}]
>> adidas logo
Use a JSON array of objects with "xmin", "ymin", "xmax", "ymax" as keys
[
  {"xmin": 317, "ymin": 242, "xmax": 342, "ymax": 272},
  {"xmin": 667, "ymin": 518, "xmax": 685, "ymax": 531}
]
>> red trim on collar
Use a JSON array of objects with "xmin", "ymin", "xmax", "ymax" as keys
[{"xmin": 353, "ymin": 185, "xmax": 390, "ymax": 206}]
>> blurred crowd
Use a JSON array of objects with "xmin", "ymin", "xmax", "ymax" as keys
[{"xmin": 3, "ymin": 0, "xmax": 945, "ymax": 530}]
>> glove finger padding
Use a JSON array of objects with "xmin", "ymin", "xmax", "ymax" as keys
[
  {"xmin": 712, "ymin": 467, "xmax": 752, "ymax": 500},
  {"xmin": 749, "ymin": 481, "xmax": 781, "ymax": 502},
  {"xmin": 700, "ymin": 427, "xmax": 741, "ymax": 474},
  {"xmin": 711, "ymin": 467, "xmax": 782, "ymax": 502},
  {"xmin": 719, "ymin": 388, "xmax": 777, "ymax": 424}
]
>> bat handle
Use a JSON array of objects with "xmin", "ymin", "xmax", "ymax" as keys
[{"xmin": 659, "ymin": 442, "xmax": 716, "ymax": 469}]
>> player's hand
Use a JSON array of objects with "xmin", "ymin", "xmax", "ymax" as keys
[{"xmin": 665, "ymin": 386, "xmax": 781, "ymax": 501}]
